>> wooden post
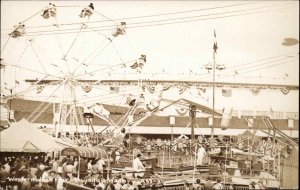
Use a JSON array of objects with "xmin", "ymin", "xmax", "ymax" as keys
[{"xmin": 77, "ymin": 156, "xmax": 80, "ymax": 178}]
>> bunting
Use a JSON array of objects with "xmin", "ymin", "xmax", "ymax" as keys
[
  {"xmin": 162, "ymin": 84, "xmax": 172, "ymax": 91},
  {"xmin": 81, "ymin": 83, "xmax": 93, "ymax": 93},
  {"xmin": 146, "ymin": 86, "xmax": 155, "ymax": 93},
  {"xmin": 280, "ymin": 88, "xmax": 290, "ymax": 95},
  {"xmin": 175, "ymin": 108, "xmax": 189, "ymax": 116},
  {"xmin": 37, "ymin": 85, "xmax": 45, "ymax": 94},
  {"xmin": 178, "ymin": 85, "xmax": 188, "ymax": 94},
  {"xmin": 249, "ymin": 87, "xmax": 261, "ymax": 96}
]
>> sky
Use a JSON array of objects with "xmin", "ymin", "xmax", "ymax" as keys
[{"xmin": 0, "ymin": 1, "xmax": 299, "ymax": 100}]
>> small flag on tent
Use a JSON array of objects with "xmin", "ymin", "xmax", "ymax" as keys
[
  {"xmin": 15, "ymin": 80, "xmax": 20, "ymax": 84},
  {"xmin": 222, "ymin": 89, "xmax": 232, "ymax": 97},
  {"xmin": 110, "ymin": 86, "xmax": 119, "ymax": 93},
  {"xmin": 213, "ymin": 30, "xmax": 218, "ymax": 54}
]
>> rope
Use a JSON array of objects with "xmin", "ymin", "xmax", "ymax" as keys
[
  {"xmin": 85, "ymin": 40, "xmax": 112, "ymax": 66},
  {"xmin": 93, "ymin": 9, "xmax": 119, "ymax": 25},
  {"xmin": 0, "ymin": 36, "xmax": 11, "ymax": 55},
  {"xmin": 21, "ymin": 9, "xmax": 43, "ymax": 23}
]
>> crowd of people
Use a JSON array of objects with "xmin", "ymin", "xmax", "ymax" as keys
[
  {"xmin": 0, "ymin": 154, "xmax": 267, "ymax": 190},
  {"xmin": 56, "ymin": 130, "xmax": 287, "ymax": 161},
  {"xmin": 1, "ymin": 126, "xmax": 290, "ymax": 190}
]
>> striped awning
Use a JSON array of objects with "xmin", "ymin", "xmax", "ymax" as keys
[{"xmin": 61, "ymin": 147, "xmax": 108, "ymax": 159}]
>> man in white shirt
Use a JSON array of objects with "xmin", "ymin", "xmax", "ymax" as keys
[
  {"xmin": 56, "ymin": 172, "xmax": 64, "ymax": 190},
  {"xmin": 197, "ymin": 144, "xmax": 207, "ymax": 165},
  {"xmin": 132, "ymin": 154, "xmax": 145, "ymax": 178},
  {"xmin": 212, "ymin": 179, "xmax": 223, "ymax": 190},
  {"xmin": 96, "ymin": 158, "xmax": 106, "ymax": 175}
]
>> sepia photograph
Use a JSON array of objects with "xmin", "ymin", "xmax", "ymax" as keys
[{"xmin": 0, "ymin": 1, "xmax": 299, "ymax": 189}]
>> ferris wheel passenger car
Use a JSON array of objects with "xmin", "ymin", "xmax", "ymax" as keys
[
  {"xmin": 41, "ymin": 3, "xmax": 56, "ymax": 19},
  {"xmin": 112, "ymin": 22, "xmax": 127, "ymax": 37},
  {"xmin": 79, "ymin": 6, "xmax": 93, "ymax": 18},
  {"xmin": 9, "ymin": 24, "xmax": 25, "ymax": 38}
]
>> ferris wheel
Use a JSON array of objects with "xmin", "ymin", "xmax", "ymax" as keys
[{"xmin": 0, "ymin": 2, "xmax": 152, "ymax": 137}]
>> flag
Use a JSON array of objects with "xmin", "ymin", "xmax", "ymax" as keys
[
  {"xmin": 213, "ymin": 30, "xmax": 218, "ymax": 54},
  {"xmin": 269, "ymin": 106, "xmax": 274, "ymax": 117},
  {"xmin": 222, "ymin": 89, "xmax": 231, "ymax": 97},
  {"xmin": 110, "ymin": 86, "xmax": 119, "ymax": 93},
  {"xmin": 15, "ymin": 80, "xmax": 20, "ymax": 84}
]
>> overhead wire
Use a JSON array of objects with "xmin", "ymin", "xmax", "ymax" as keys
[
  {"xmin": 197, "ymin": 56, "xmax": 299, "ymax": 81},
  {"xmin": 1, "ymin": 1, "xmax": 264, "ymax": 31},
  {"xmin": 2, "ymin": 1, "xmax": 298, "ymax": 117},
  {"xmin": 2, "ymin": 2, "xmax": 293, "ymax": 37}
]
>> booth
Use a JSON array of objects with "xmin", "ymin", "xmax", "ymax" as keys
[
  {"xmin": 61, "ymin": 147, "xmax": 108, "ymax": 178},
  {"xmin": 61, "ymin": 147, "xmax": 107, "ymax": 158}
]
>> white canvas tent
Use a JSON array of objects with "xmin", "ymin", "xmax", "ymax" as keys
[{"xmin": 0, "ymin": 118, "xmax": 70, "ymax": 153}]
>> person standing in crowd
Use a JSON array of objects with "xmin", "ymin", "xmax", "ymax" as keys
[
  {"xmin": 79, "ymin": 157, "xmax": 88, "ymax": 178},
  {"xmin": 20, "ymin": 173, "xmax": 31, "ymax": 190},
  {"xmin": 56, "ymin": 172, "xmax": 64, "ymax": 190},
  {"xmin": 41, "ymin": 167, "xmax": 51, "ymax": 188},
  {"xmin": 73, "ymin": 157, "xmax": 78, "ymax": 174},
  {"xmin": 52, "ymin": 158, "xmax": 58, "ymax": 173},
  {"xmin": 192, "ymin": 178, "xmax": 203, "ymax": 190},
  {"xmin": 197, "ymin": 144, "xmax": 207, "ymax": 165},
  {"xmin": 0, "ymin": 165, "xmax": 9, "ymax": 187},
  {"xmin": 3, "ymin": 161, "xmax": 10, "ymax": 173},
  {"xmin": 96, "ymin": 158, "xmax": 106, "ymax": 177},
  {"xmin": 204, "ymin": 177, "xmax": 214, "ymax": 190},
  {"xmin": 87, "ymin": 159, "xmax": 94, "ymax": 174},
  {"xmin": 212, "ymin": 179, "xmax": 223, "ymax": 190},
  {"xmin": 132, "ymin": 153, "xmax": 145, "ymax": 178}
]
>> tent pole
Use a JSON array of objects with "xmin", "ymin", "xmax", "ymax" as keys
[{"xmin": 78, "ymin": 156, "xmax": 80, "ymax": 179}]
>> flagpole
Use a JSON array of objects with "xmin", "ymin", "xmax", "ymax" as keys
[{"xmin": 212, "ymin": 32, "xmax": 216, "ymax": 137}]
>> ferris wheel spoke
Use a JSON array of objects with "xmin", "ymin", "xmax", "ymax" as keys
[
  {"xmin": 71, "ymin": 35, "xmax": 108, "ymax": 76},
  {"xmin": 53, "ymin": 16, "xmax": 66, "ymax": 58},
  {"xmin": 21, "ymin": 9, "xmax": 43, "ymax": 24},
  {"xmin": 28, "ymin": 40, "xmax": 65, "ymax": 76},
  {"xmin": 0, "ymin": 36, "xmax": 11, "ymax": 55},
  {"xmin": 27, "ymin": 82, "xmax": 63, "ymax": 122},
  {"xmin": 62, "ymin": 23, "xmax": 86, "ymax": 60},
  {"xmin": 10, "ymin": 63, "xmax": 63, "ymax": 80},
  {"xmin": 28, "ymin": 41, "xmax": 49, "ymax": 75}
]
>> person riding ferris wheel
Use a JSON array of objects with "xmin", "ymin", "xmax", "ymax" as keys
[{"xmin": 0, "ymin": 2, "xmax": 155, "ymax": 141}]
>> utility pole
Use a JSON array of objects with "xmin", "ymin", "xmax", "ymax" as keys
[
  {"xmin": 189, "ymin": 104, "xmax": 196, "ymax": 140},
  {"xmin": 8, "ymin": 89, "xmax": 12, "ymax": 127},
  {"xmin": 204, "ymin": 30, "xmax": 225, "ymax": 137}
]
